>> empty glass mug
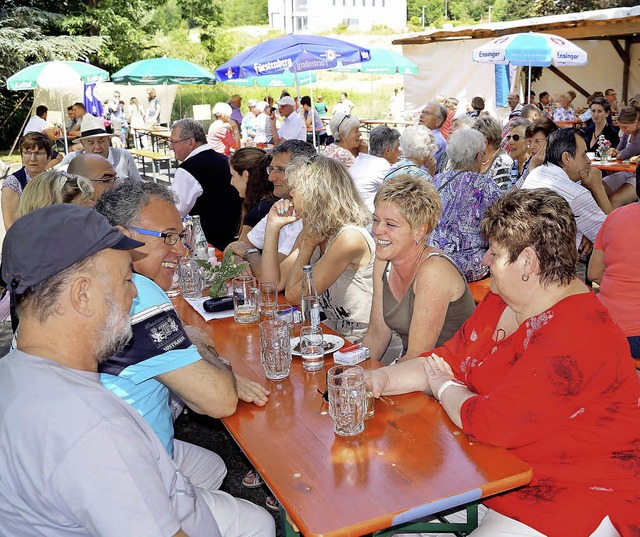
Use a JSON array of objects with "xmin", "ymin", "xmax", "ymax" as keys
[
  {"xmin": 259, "ymin": 319, "xmax": 292, "ymax": 380},
  {"xmin": 327, "ymin": 365, "xmax": 366, "ymax": 436}
]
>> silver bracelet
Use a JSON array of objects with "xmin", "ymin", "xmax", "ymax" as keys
[{"xmin": 436, "ymin": 379, "xmax": 465, "ymax": 402}]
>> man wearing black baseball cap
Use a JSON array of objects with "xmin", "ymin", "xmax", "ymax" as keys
[{"xmin": 0, "ymin": 205, "xmax": 223, "ymax": 536}]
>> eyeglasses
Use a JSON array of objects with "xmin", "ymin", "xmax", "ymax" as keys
[
  {"xmin": 335, "ymin": 114, "xmax": 351, "ymax": 133},
  {"xmin": 89, "ymin": 174, "xmax": 118, "ymax": 184},
  {"xmin": 128, "ymin": 226, "xmax": 186, "ymax": 246},
  {"xmin": 22, "ymin": 150, "xmax": 48, "ymax": 159},
  {"xmin": 168, "ymin": 137, "xmax": 192, "ymax": 147},
  {"xmin": 505, "ymin": 134, "xmax": 523, "ymax": 142},
  {"xmin": 267, "ymin": 166, "xmax": 288, "ymax": 175}
]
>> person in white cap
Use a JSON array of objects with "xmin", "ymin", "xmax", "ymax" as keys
[
  {"xmin": 269, "ymin": 95, "xmax": 306, "ymax": 146},
  {"xmin": 59, "ymin": 114, "xmax": 142, "ymax": 182}
]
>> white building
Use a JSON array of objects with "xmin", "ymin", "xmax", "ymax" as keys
[{"xmin": 268, "ymin": 0, "xmax": 407, "ymax": 34}]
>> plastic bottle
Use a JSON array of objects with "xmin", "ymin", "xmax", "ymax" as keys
[
  {"xmin": 191, "ymin": 215, "xmax": 209, "ymax": 260},
  {"xmin": 300, "ymin": 265, "xmax": 320, "ymax": 330}
]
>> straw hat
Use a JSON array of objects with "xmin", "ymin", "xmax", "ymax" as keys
[{"xmin": 78, "ymin": 114, "xmax": 112, "ymax": 140}]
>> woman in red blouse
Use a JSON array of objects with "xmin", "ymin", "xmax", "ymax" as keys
[{"xmin": 372, "ymin": 188, "xmax": 640, "ymax": 537}]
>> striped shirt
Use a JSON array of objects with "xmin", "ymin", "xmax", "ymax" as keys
[{"xmin": 520, "ymin": 163, "xmax": 606, "ymax": 245}]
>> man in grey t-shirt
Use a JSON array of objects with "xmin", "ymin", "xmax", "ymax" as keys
[{"xmin": 0, "ymin": 205, "xmax": 274, "ymax": 537}]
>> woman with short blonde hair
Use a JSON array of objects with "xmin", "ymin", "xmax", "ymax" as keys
[{"xmin": 362, "ymin": 175, "xmax": 475, "ymax": 364}]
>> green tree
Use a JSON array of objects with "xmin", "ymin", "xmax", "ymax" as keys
[
  {"xmin": 0, "ymin": 6, "xmax": 106, "ymax": 149},
  {"xmin": 491, "ymin": 0, "xmax": 533, "ymax": 21},
  {"xmin": 533, "ymin": 0, "xmax": 636, "ymax": 16},
  {"xmin": 63, "ymin": 0, "xmax": 165, "ymax": 70}
]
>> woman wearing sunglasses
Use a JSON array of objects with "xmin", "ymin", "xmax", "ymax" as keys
[
  {"xmin": 506, "ymin": 119, "xmax": 532, "ymax": 189},
  {"xmin": 322, "ymin": 112, "xmax": 365, "ymax": 169}
]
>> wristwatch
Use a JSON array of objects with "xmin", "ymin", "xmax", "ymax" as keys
[{"xmin": 242, "ymin": 248, "xmax": 259, "ymax": 261}]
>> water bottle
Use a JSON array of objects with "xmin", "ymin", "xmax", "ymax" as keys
[
  {"xmin": 191, "ymin": 215, "xmax": 209, "ymax": 260},
  {"xmin": 300, "ymin": 265, "xmax": 320, "ymax": 330}
]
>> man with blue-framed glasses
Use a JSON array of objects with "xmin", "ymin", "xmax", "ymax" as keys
[{"xmin": 95, "ymin": 180, "xmax": 274, "ymax": 537}]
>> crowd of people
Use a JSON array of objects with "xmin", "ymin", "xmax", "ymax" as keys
[{"xmin": 1, "ymin": 82, "xmax": 640, "ymax": 537}]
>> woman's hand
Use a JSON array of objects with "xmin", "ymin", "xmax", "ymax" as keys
[
  {"xmin": 266, "ymin": 199, "xmax": 299, "ymax": 230},
  {"xmin": 609, "ymin": 148, "xmax": 619, "ymax": 158},
  {"xmin": 423, "ymin": 353, "xmax": 455, "ymax": 398},
  {"xmin": 300, "ymin": 226, "xmax": 324, "ymax": 249},
  {"xmin": 370, "ymin": 368, "xmax": 391, "ymax": 398},
  {"xmin": 424, "ymin": 155, "xmax": 437, "ymax": 177},
  {"xmin": 234, "ymin": 374, "xmax": 270, "ymax": 406}
]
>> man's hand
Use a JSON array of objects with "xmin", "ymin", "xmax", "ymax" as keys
[
  {"xmin": 234, "ymin": 374, "xmax": 270, "ymax": 406},
  {"xmin": 578, "ymin": 235, "xmax": 593, "ymax": 257},
  {"xmin": 578, "ymin": 166, "xmax": 603, "ymax": 190}
]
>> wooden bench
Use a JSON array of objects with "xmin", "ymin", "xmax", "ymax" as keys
[
  {"xmin": 129, "ymin": 149, "xmax": 172, "ymax": 183},
  {"xmin": 468, "ymin": 277, "xmax": 491, "ymax": 304}
]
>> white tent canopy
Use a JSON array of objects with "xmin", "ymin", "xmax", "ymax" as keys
[{"xmin": 394, "ymin": 6, "xmax": 640, "ymax": 121}]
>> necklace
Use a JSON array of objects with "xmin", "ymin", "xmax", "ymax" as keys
[{"xmin": 482, "ymin": 148, "xmax": 498, "ymax": 166}]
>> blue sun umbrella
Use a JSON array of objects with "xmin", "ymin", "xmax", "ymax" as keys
[
  {"xmin": 217, "ymin": 70, "xmax": 316, "ymax": 88},
  {"xmin": 216, "ymin": 34, "xmax": 370, "ymax": 81}
]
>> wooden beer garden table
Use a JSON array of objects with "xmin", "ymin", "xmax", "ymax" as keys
[
  {"xmin": 173, "ymin": 296, "xmax": 532, "ymax": 537},
  {"xmin": 591, "ymin": 159, "xmax": 637, "ymax": 173}
]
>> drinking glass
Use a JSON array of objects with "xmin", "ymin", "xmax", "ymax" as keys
[
  {"xmin": 327, "ymin": 365, "xmax": 366, "ymax": 436},
  {"xmin": 232, "ymin": 276, "xmax": 260, "ymax": 323},
  {"xmin": 178, "ymin": 258, "xmax": 205, "ymax": 298},
  {"xmin": 259, "ymin": 319, "xmax": 292, "ymax": 380},
  {"xmin": 275, "ymin": 304, "xmax": 295, "ymax": 338},
  {"xmin": 299, "ymin": 326, "xmax": 324, "ymax": 372},
  {"xmin": 259, "ymin": 280, "xmax": 278, "ymax": 320}
]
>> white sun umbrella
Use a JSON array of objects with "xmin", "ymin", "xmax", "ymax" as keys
[
  {"xmin": 8, "ymin": 61, "xmax": 110, "ymax": 152},
  {"xmin": 472, "ymin": 32, "xmax": 588, "ymax": 97}
]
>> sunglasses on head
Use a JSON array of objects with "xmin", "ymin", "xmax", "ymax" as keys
[{"xmin": 506, "ymin": 134, "xmax": 523, "ymax": 142}]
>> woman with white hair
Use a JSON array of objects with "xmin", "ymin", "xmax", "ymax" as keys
[
  {"xmin": 385, "ymin": 125, "xmax": 437, "ymax": 181},
  {"xmin": 553, "ymin": 93, "xmax": 576, "ymax": 122},
  {"xmin": 473, "ymin": 116, "xmax": 513, "ymax": 189},
  {"xmin": 429, "ymin": 129, "xmax": 503, "ymax": 281},
  {"xmin": 321, "ymin": 112, "xmax": 364, "ymax": 168},
  {"xmin": 207, "ymin": 102, "xmax": 240, "ymax": 156}
]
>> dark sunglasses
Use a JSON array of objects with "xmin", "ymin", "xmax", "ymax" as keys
[{"xmin": 506, "ymin": 134, "xmax": 523, "ymax": 142}]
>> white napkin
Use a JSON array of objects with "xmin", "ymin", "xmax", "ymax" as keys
[{"xmin": 183, "ymin": 296, "xmax": 234, "ymax": 322}]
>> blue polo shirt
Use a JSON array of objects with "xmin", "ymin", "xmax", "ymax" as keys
[{"xmin": 99, "ymin": 273, "xmax": 201, "ymax": 456}]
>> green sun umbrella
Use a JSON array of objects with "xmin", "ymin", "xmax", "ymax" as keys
[{"xmin": 111, "ymin": 57, "xmax": 216, "ymax": 85}]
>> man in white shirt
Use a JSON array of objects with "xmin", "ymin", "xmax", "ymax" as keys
[
  {"xmin": 169, "ymin": 118, "xmax": 241, "ymax": 250},
  {"xmin": 269, "ymin": 96, "xmax": 306, "ymax": 146},
  {"xmin": 24, "ymin": 105, "xmax": 60, "ymax": 140},
  {"xmin": 521, "ymin": 128, "xmax": 613, "ymax": 250},
  {"xmin": 332, "ymin": 92, "xmax": 354, "ymax": 115},
  {"xmin": 59, "ymin": 114, "xmax": 141, "ymax": 182},
  {"xmin": 349, "ymin": 125, "xmax": 400, "ymax": 212},
  {"xmin": 227, "ymin": 139, "xmax": 316, "ymax": 280}
]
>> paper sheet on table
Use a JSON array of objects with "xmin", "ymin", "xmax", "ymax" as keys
[{"xmin": 184, "ymin": 296, "xmax": 235, "ymax": 321}]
